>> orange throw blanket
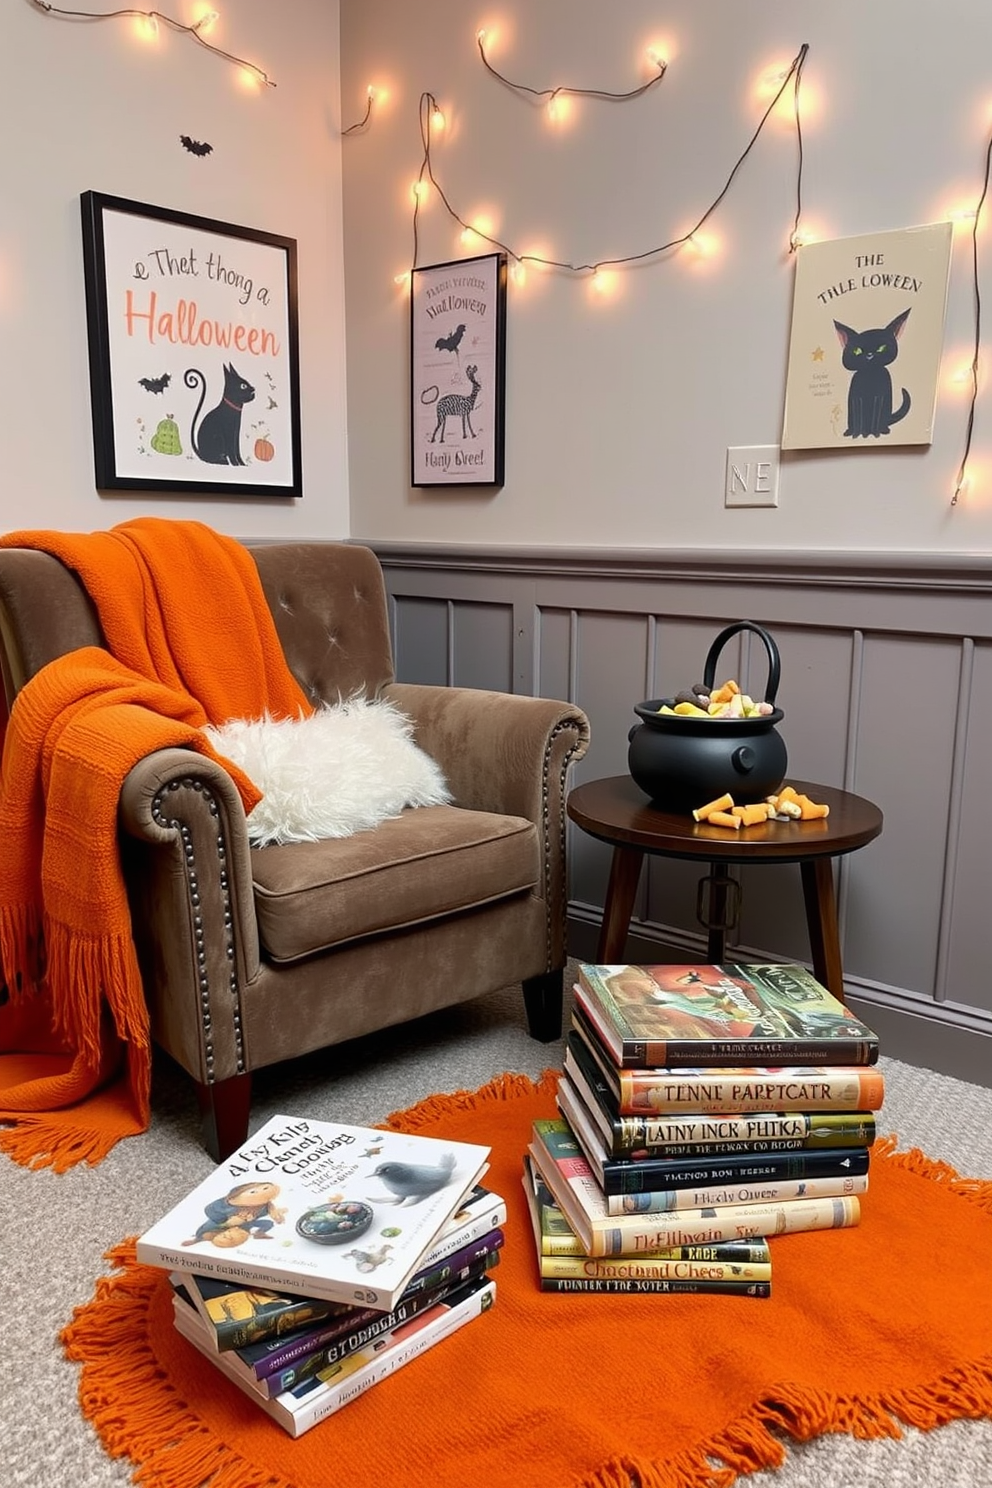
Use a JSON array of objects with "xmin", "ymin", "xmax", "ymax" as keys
[{"xmin": 0, "ymin": 519, "xmax": 313, "ymax": 1170}]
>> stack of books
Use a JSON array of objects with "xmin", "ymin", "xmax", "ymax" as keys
[
  {"xmin": 137, "ymin": 1114, "xmax": 503, "ymax": 1435},
  {"xmin": 525, "ymin": 962, "xmax": 884, "ymax": 1296}
]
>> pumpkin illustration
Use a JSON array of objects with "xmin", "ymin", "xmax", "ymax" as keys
[
  {"xmin": 150, "ymin": 416, "xmax": 182, "ymax": 456},
  {"xmin": 254, "ymin": 436, "xmax": 275, "ymax": 462}
]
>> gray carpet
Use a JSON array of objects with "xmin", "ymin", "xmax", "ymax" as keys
[{"xmin": 4, "ymin": 964, "xmax": 992, "ymax": 1488}]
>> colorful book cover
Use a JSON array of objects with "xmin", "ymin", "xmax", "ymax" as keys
[
  {"xmin": 575, "ymin": 963, "xmax": 880, "ymax": 1069},
  {"xmin": 564, "ymin": 1027, "xmax": 877, "ymax": 1156},
  {"xmin": 170, "ymin": 1181, "xmax": 507, "ymax": 1352},
  {"xmin": 173, "ymin": 1272, "xmax": 497, "ymax": 1437},
  {"xmin": 529, "ymin": 1119, "xmax": 860, "ymax": 1258},
  {"xmin": 521, "ymin": 1156, "xmax": 772, "ymax": 1264},
  {"xmin": 557, "ymin": 1074, "xmax": 870, "ymax": 1209},
  {"xmin": 137, "ymin": 1112, "xmax": 490, "ymax": 1311}
]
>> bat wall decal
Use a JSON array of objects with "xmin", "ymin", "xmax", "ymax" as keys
[
  {"xmin": 179, "ymin": 135, "xmax": 213, "ymax": 157},
  {"xmin": 139, "ymin": 373, "xmax": 171, "ymax": 395}
]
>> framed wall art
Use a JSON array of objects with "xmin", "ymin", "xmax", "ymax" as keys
[
  {"xmin": 79, "ymin": 191, "xmax": 302, "ymax": 497},
  {"xmin": 781, "ymin": 221, "xmax": 953, "ymax": 451},
  {"xmin": 410, "ymin": 252, "xmax": 506, "ymax": 487}
]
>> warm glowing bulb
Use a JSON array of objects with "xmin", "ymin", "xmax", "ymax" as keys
[
  {"xmin": 590, "ymin": 267, "xmax": 618, "ymax": 298},
  {"xmin": 367, "ymin": 84, "xmax": 375, "ymax": 99},
  {"xmin": 791, "ymin": 227, "xmax": 819, "ymax": 249},
  {"xmin": 646, "ymin": 46, "xmax": 666, "ymax": 69},
  {"xmin": 135, "ymin": 12, "xmax": 158, "ymax": 40},
  {"xmin": 510, "ymin": 262, "xmax": 526, "ymax": 287},
  {"xmin": 477, "ymin": 28, "xmax": 487, "ymax": 42},
  {"xmin": 239, "ymin": 65, "xmax": 263, "ymax": 90},
  {"xmin": 411, "ymin": 179, "xmax": 429, "ymax": 202},
  {"xmin": 431, "ymin": 106, "xmax": 446, "ymax": 131},
  {"xmin": 193, "ymin": 9, "xmax": 219, "ymax": 33}
]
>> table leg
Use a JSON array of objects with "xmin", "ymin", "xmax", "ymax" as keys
[
  {"xmin": 597, "ymin": 845, "xmax": 645, "ymax": 961},
  {"xmin": 800, "ymin": 857, "xmax": 846, "ymax": 1003}
]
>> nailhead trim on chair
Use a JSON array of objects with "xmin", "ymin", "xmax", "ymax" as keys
[
  {"xmin": 544, "ymin": 719, "xmax": 585, "ymax": 974},
  {"xmin": 152, "ymin": 779, "xmax": 245, "ymax": 1081}
]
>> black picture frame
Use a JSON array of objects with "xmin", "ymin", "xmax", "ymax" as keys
[
  {"xmin": 410, "ymin": 252, "xmax": 506, "ymax": 487},
  {"xmin": 79, "ymin": 191, "xmax": 302, "ymax": 497}
]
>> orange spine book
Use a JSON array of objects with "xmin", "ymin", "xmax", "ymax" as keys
[{"xmin": 615, "ymin": 1065, "xmax": 885, "ymax": 1117}]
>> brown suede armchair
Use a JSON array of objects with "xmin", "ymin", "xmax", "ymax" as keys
[{"xmin": 0, "ymin": 540, "xmax": 590, "ymax": 1159}]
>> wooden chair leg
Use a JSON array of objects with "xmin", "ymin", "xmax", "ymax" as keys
[
  {"xmin": 522, "ymin": 969, "xmax": 564, "ymax": 1042},
  {"xmin": 195, "ymin": 1071, "xmax": 253, "ymax": 1161}
]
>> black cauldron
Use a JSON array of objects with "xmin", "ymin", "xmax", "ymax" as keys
[{"xmin": 627, "ymin": 621, "xmax": 787, "ymax": 813}]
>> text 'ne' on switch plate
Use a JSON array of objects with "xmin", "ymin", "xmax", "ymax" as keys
[{"xmin": 725, "ymin": 446, "xmax": 780, "ymax": 507}]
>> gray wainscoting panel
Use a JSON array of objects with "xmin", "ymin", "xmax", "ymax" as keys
[{"xmin": 371, "ymin": 543, "xmax": 992, "ymax": 1086}]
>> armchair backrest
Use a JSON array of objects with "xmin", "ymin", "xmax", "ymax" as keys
[{"xmin": 0, "ymin": 539, "xmax": 395, "ymax": 715}]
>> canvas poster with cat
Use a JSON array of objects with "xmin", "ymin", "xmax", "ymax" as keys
[{"xmin": 781, "ymin": 222, "xmax": 952, "ymax": 451}]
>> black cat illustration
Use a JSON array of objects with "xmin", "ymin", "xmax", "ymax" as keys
[
  {"xmin": 184, "ymin": 363, "xmax": 256, "ymax": 465},
  {"xmin": 833, "ymin": 309, "xmax": 911, "ymax": 439}
]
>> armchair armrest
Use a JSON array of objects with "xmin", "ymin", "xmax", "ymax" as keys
[
  {"xmin": 385, "ymin": 684, "xmax": 590, "ymax": 819},
  {"xmin": 118, "ymin": 747, "xmax": 260, "ymax": 1084},
  {"xmin": 385, "ymin": 684, "xmax": 590, "ymax": 971}
]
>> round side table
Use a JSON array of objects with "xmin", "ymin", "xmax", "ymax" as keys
[{"xmin": 566, "ymin": 775, "xmax": 883, "ymax": 1003}]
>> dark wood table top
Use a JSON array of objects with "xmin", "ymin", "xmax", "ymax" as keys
[{"xmin": 567, "ymin": 775, "xmax": 883, "ymax": 864}]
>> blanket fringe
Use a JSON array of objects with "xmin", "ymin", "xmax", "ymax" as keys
[
  {"xmin": 381, "ymin": 1068, "xmax": 560, "ymax": 1132},
  {"xmin": 876, "ymin": 1132, "xmax": 992, "ymax": 1213},
  {"xmin": 62, "ymin": 1241, "xmax": 294, "ymax": 1488},
  {"xmin": 0, "ymin": 1113, "xmax": 125, "ymax": 1171}
]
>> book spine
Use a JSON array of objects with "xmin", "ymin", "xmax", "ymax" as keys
[
  {"xmin": 599, "ymin": 1145, "xmax": 872, "ymax": 1195},
  {"xmin": 539, "ymin": 1254, "xmax": 771, "ymax": 1282},
  {"xmin": 136, "ymin": 1242, "xmax": 399, "ymax": 1311},
  {"xmin": 258, "ymin": 1253, "xmax": 499, "ymax": 1395},
  {"xmin": 615, "ymin": 1068, "xmax": 885, "ymax": 1116},
  {"xmin": 605, "ymin": 1113, "xmax": 877, "ymax": 1155},
  {"xmin": 529, "ymin": 1136, "xmax": 860, "ymax": 1257},
  {"xmin": 605, "ymin": 1172, "xmax": 868, "ymax": 1216},
  {"xmin": 278, "ymin": 1278, "xmax": 496, "ymax": 1436},
  {"xmin": 248, "ymin": 1229, "xmax": 504, "ymax": 1377},
  {"xmin": 417, "ymin": 1197, "xmax": 508, "ymax": 1270},
  {"xmin": 540, "ymin": 1276, "xmax": 771, "ymax": 1297}
]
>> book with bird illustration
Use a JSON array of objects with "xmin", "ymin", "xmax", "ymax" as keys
[{"xmin": 136, "ymin": 1113, "xmax": 490, "ymax": 1311}]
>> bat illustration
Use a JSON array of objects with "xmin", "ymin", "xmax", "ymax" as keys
[
  {"xmin": 267, "ymin": 396, "xmax": 277, "ymax": 409},
  {"xmin": 435, "ymin": 323, "xmax": 466, "ymax": 355},
  {"xmin": 138, "ymin": 373, "xmax": 171, "ymax": 395},
  {"xmin": 179, "ymin": 135, "xmax": 213, "ymax": 157}
]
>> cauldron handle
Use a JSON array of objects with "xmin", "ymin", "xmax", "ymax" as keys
[{"xmin": 702, "ymin": 622, "xmax": 781, "ymax": 707}]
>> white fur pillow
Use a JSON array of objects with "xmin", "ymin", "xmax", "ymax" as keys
[{"xmin": 205, "ymin": 696, "xmax": 452, "ymax": 846}]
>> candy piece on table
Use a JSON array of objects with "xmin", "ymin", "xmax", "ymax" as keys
[
  {"xmin": 732, "ymin": 803, "xmax": 770, "ymax": 826},
  {"xmin": 795, "ymin": 793, "xmax": 830, "ymax": 819},
  {"xmin": 692, "ymin": 792, "xmax": 735, "ymax": 822},
  {"xmin": 706, "ymin": 810, "xmax": 742, "ymax": 829},
  {"xmin": 673, "ymin": 700, "xmax": 710, "ymax": 717}
]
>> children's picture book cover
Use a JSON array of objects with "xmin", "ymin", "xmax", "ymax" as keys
[
  {"xmin": 781, "ymin": 221, "xmax": 953, "ymax": 450},
  {"xmin": 575, "ymin": 963, "xmax": 880, "ymax": 1069},
  {"xmin": 137, "ymin": 1113, "xmax": 490, "ymax": 1311}
]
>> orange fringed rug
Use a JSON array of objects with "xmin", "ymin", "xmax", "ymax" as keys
[{"xmin": 62, "ymin": 1071, "xmax": 992, "ymax": 1488}]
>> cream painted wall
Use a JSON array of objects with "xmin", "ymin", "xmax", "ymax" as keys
[
  {"xmin": 340, "ymin": 0, "xmax": 992, "ymax": 552},
  {"xmin": 5, "ymin": 1, "xmax": 348, "ymax": 538}
]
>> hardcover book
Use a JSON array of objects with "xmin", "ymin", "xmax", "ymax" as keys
[
  {"xmin": 521, "ymin": 1155, "xmax": 772, "ymax": 1264},
  {"xmin": 572, "ymin": 1011, "xmax": 884, "ymax": 1117},
  {"xmin": 136, "ymin": 1112, "xmax": 490, "ymax": 1311},
  {"xmin": 529, "ymin": 1119, "xmax": 860, "ymax": 1258},
  {"xmin": 173, "ymin": 1272, "xmax": 496, "ymax": 1437},
  {"xmin": 174, "ymin": 1245, "xmax": 501, "ymax": 1398},
  {"xmin": 564, "ymin": 1028, "xmax": 877, "ymax": 1157},
  {"xmin": 557, "ymin": 1074, "xmax": 870, "ymax": 1212},
  {"xmin": 575, "ymin": 963, "xmax": 880, "ymax": 1069},
  {"xmin": 169, "ymin": 1181, "xmax": 507, "ymax": 1352},
  {"xmin": 521, "ymin": 1161, "xmax": 771, "ymax": 1293}
]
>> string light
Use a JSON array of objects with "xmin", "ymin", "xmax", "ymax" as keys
[
  {"xmin": 476, "ymin": 27, "xmax": 667, "ymax": 103},
  {"xmin": 408, "ymin": 45, "xmax": 809, "ymax": 279},
  {"xmin": 29, "ymin": 1, "xmax": 274, "ymax": 86},
  {"xmin": 951, "ymin": 127, "xmax": 992, "ymax": 505}
]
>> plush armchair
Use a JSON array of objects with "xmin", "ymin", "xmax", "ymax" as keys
[{"xmin": 0, "ymin": 540, "xmax": 590, "ymax": 1159}]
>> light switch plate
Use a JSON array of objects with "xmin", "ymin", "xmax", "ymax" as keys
[{"xmin": 725, "ymin": 446, "xmax": 780, "ymax": 507}]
